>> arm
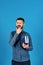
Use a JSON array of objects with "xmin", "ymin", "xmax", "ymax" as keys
[
  {"xmin": 9, "ymin": 28, "xmax": 22, "ymax": 46},
  {"xmin": 27, "ymin": 34, "xmax": 33, "ymax": 51},
  {"xmin": 9, "ymin": 32, "xmax": 19, "ymax": 46}
]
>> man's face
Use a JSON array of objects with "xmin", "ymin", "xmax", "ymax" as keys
[{"xmin": 16, "ymin": 20, "xmax": 24, "ymax": 29}]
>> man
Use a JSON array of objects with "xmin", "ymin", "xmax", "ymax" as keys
[{"xmin": 9, "ymin": 17, "xmax": 33, "ymax": 65}]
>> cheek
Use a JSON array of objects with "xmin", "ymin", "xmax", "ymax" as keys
[
  {"xmin": 21, "ymin": 24, "xmax": 23, "ymax": 27},
  {"xmin": 22, "ymin": 24, "xmax": 24, "ymax": 26}
]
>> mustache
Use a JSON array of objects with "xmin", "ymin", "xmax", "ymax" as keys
[
  {"xmin": 17, "ymin": 25, "xmax": 21, "ymax": 27},
  {"xmin": 16, "ymin": 25, "xmax": 23, "ymax": 29},
  {"xmin": 16, "ymin": 25, "xmax": 21, "ymax": 28}
]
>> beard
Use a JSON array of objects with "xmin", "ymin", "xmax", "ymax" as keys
[{"xmin": 16, "ymin": 25, "xmax": 23, "ymax": 29}]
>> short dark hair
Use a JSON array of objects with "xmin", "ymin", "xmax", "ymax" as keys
[{"xmin": 16, "ymin": 17, "xmax": 25, "ymax": 23}]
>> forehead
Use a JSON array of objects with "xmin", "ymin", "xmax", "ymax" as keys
[{"xmin": 16, "ymin": 20, "xmax": 24, "ymax": 23}]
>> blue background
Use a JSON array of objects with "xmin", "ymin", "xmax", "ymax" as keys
[{"xmin": 0, "ymin": 0, "xmax": 43, "ymax": 65}]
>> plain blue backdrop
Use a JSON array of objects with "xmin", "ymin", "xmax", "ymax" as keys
[{"xmin": 0, "ymin": 0, "xmax": 43, "ymax": 65}]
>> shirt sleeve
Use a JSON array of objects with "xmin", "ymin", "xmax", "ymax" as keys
[
  {"xmin": 28, "ymin": 34, "xmax": 33, "ymax": 51},
  {"xmin": 9, "ymin": 32, "xmax": 19, "ymax": 46}
]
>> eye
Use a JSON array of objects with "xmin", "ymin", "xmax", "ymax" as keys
[{"xmin": 19, "ymin": 23, "xmax": 21, "ymax": 24}]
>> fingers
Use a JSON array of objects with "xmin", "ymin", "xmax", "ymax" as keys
[{"xmin": 22, "ymin": 43, "xmax": 29, "ymax": 49}]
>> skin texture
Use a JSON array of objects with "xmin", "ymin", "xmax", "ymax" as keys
[{"xmin": 16, "ymin": 20, "xmax": 29, "ymax": 49}]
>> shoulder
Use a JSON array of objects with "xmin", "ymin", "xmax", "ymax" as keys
[
  {"xmin": 23, "ymin": 31, "xmax": 30, "ymax": 36},
  {"xmin": 11, "ymin": 30, "xmax": 16, "ymax": 36}
]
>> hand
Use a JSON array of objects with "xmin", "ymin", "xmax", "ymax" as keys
[
  {"xmin": 22, "ymin": 43, "xmax": 29, "ymax": 49},
  {"xmin": 16, "ymin": 27, "xmax": 22, "ymax": 34}
]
